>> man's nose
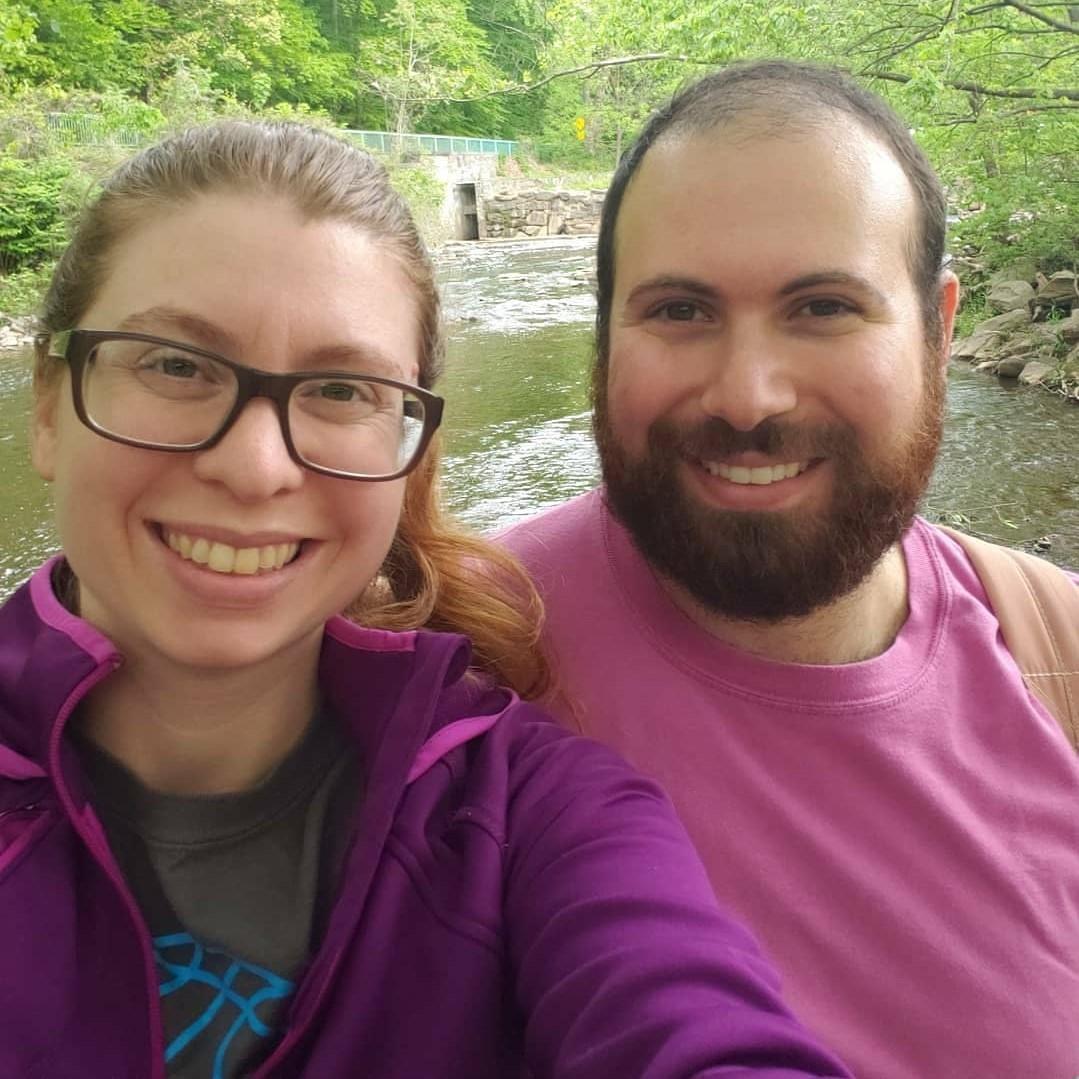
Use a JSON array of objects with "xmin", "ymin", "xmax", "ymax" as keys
[
  {"xmin": 696, "ymin": 326, "xmax": 798, "ymax": 432},
  {"xmin": 192, "ymin": 398, "xmax": 306, "ymax": 501}
]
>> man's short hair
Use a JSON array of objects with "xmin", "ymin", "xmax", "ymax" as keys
[{"xmin": 594, "ymin": 59, "xmax": 949, "ymax": 373}]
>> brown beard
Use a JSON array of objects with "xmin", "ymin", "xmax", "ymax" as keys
[{"xmin": 594, "ymin": 359, "xmax": 945, "ymax": 622}]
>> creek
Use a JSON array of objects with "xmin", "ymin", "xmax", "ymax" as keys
[{"xmin": 1, "ymin": 236, "xmax": 1075, "ymax": 599}]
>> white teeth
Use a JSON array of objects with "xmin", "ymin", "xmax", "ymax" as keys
[
  {"xmin": 704, "ymin": 460, "xmax": 809, "ymax": 486},
  {"xmin": 208, "ymin": 542, "xmax": 235, "ymax": 573},
  {"xmin": 233, "ymin": 548, "xmax": 260, "ymax": 575},
  {"xmin": 164, "ymin": 530, "xmax": 300, "ymax": 575}
]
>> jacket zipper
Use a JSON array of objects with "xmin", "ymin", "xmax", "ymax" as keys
[{"xmin": 46, "ymin": 657, "xmax": 168, "ymax": 1079}]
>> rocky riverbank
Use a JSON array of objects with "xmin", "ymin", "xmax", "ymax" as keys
[
  {"xmin": 950, "ymin": 267, "xmax": 1079, "ymax": 402},
  {"xmin": 0, "ymin": 314, "xmax": 36, "ymax": 352}
]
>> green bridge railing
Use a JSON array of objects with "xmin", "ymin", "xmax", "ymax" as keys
[
  {"xmin": 343, "ymin": 130, "xmax": 517, "ymax": 156},
  {"xmin": 44, "ymin": 114, "xmax": 517, "ymax": 156}
]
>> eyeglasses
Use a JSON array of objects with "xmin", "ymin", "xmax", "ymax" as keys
[{"xmin": 39, "ymin": 330, "xmax": 444, "ymax": 481}]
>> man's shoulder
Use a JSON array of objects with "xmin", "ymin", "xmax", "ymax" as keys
[
  {"xmin": 917, "ymin": 518, "xmax": 1077, "ymax": 588},
  {"xmin": 497, "ymin": 488, "xmax": 605, "ymax": 568}
]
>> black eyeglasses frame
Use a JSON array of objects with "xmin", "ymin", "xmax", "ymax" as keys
[{"xmin": 38, "ymin": 329, "xmax": 444, "ymax": 482}]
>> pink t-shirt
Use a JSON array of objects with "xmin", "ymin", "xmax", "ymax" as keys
[{"xmin": 502, "ymin": 489, "xmax": 1079, "ymax": 1079}]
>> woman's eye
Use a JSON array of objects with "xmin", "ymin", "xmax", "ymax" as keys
[
  {"xmin": 158, "ymin": 355, "xmax": 200, "ymax": 378},
  {"xmin": 136, "ymin": 352, "xmax": 207, "ymax": 379},
  {"xmin": 319, "ymin": 382, "xmax": 358, "ymax": 402}
]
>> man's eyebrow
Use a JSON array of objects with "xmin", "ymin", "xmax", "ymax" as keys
[
  {"xmin": 779, "ymin": 272, "xmax": 889, "ymax": 306},
  {"xmin": 623, "ymin": 275, "xmax": 720, "ymax": 304},
  {"xmin": 118, "ymin": 307, "xmax": 236, "ymax": 353}
]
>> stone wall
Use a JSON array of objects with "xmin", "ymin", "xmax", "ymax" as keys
[{"xmin": 481, "ymin": 189, "xmax": 605, "ymax": 238}]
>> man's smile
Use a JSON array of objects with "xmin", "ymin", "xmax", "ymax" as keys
[{"xmin": 699, "ymin": 459, "xmax": 810, "ymax": 485}]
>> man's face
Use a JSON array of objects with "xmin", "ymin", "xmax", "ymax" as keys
[{"xmin": 595, "ymin": 121, "xmax": 958, "ymax": 621}]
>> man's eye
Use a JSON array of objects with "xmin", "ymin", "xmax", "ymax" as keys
[
  {"xmin": 657, "ymin": 301, "xmax": 702, "ymax": 321},
  {"xmin": 802, "ymin": 299, "xmax": 852, "ymax": 317}
]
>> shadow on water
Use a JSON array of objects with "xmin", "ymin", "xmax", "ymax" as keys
[{"xmin": 0, "ymin": 236, "xmax": 1075, "ymax": 600}]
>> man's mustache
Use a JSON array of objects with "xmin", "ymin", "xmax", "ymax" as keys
[{"xmin": 650, "ymin": 417, "xmax": 856, "ymax": 460}]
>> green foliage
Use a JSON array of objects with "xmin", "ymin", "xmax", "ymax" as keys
[
  {"xmin": 0, "ymin": 262, "xmax": 54, "ymax": 316},
  {"xmin": 357, "ymin": 0, "xmax": 504, "ymax": 135},
  {"xmin": 0, "ymin": 0, "xmax": 1074, "ymax": 283},
  {"xmin": 387, "ymin": 161, "xmax": 446, "ymax": 242},
  {"xmin": 0, "ymin": 2, "xmax": 37, "ymax": 84},
  {"xmin": 953, "ymin": 290, "xmax": 990, "ymax": 342},
  {"xmin": 0, "ymin": 156, "xmax": 75, "ymax": 273}
]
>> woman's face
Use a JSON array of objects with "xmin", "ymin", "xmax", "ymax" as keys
[{"xmin": 33, "ymin": 192, "xmax": 423, "ymax": 674}]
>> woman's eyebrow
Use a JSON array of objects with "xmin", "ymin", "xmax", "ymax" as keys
[
  {"xmin": 299, "ymin": 343, "xmax": 404, "ymax": 377},
  {"xmin": 117, "ymin": 306, "xmax": 236, "ymax": 353},
  {"xmin": 116, "ymin": 307, "xmax": 405, "ymax": 376}
]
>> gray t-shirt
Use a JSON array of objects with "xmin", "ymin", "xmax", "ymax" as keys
[{"xmin": 74, "ymin": 709, "xmax": 361, "ymax": 1078}]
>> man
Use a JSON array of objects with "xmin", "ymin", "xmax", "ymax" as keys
[{"xmin": 500, "ymin": 60, "xmax": 1079, "ymax": 1079}]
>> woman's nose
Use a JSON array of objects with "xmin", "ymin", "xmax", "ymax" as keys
[{"xmin": 192, "ymin": 398, "xmax": 305, "ymax": 501}]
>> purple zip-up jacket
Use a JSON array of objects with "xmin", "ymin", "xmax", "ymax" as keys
[{"xmin": 0, "ymin": 561, "xmax": 851, "ymax": 1079}]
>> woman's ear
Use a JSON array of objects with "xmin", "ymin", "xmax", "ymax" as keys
[{"xmin": 30, "ymin": 385, "xmax": 60, "ymax": 482}]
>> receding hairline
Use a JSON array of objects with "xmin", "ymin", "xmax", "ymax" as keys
[
  {"xmin": 623, "ymin": 100, "xmax": 919, "ymax": 213},
  {"xmin": 612, "ymin": 107, "xmax": 927, "ymax": 301}
]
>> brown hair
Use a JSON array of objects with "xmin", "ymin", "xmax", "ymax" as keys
[{"xmin": 35, "ymin": 119, "xmax": 549, "ymax": 699}]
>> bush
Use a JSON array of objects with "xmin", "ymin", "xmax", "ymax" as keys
[
  {"xmin": 0, "ymin": 262, "xmax": 54, "ymax": 316},
  {"xmin": 0, "ymin": 156, "xmax": 75, "ymax": 274},
  {"xmin": 387, "ymin": 163, "xmax": 447, "ymax": 244}
]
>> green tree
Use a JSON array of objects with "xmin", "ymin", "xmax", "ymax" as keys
[{"xmin": 357, "ymin": 0, "xmax": 501, "ymax": 135}]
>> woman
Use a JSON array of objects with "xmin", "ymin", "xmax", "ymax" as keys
[{"xmin": 0, "ymin": 120, "xmax": 849, "ymax": 1079}]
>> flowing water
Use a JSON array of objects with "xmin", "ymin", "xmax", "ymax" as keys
[{"xmin": 1, "ymin": 235, "xmax": 1076, "ymax": 599}]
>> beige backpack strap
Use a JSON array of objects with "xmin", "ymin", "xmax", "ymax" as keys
[{"xmin": 940, "ymin": 526, "xmax": 1079, "ymax": 751}]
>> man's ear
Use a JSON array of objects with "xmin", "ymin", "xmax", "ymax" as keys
[
  {"xmin": 30, "ymin": 385, "xmax": 60, "ymax": 482},
  {"xmin": 936, "ymin": 270, "xmax": 961, "ymax": 369}
]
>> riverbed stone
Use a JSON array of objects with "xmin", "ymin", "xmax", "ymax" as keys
[
  {"xmin": 1031, "ymin": 271, "xmax": 1078, "ymax": 317},
  {"xmin": 0, "ymin": 315, "xmax": 36, "ymax": 350},
  {"xmin": 1055, "ymin": 310, "xmax": 1079, "ymax": 345},
  {"xmin": 1018, "ymin": 361, "xmax": 1054, "ymax": 385},
  {"xmin": 996, "ymin": 356, "xmax": 1030, "ymax": 378},
  {"xmin": 989, "ymin": 257, "xmax": 1039, "ymax": 285},
  {"xmin": 951, "ymin": 333, "xmax": 993, "ymax": 361},
  {"xmin": 979, "ymin": 308, "xmax": 1032, "ymax": 333},
  {"xmin": 987, "ymin": 279, "xmax": 1035, "ymax": 313},
  {"xmin": 951, "ymin": 308, "xmax": 1030, "ymax": 361}
]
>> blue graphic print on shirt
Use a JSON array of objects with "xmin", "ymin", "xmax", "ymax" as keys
[{"xmin": 155, "ymin": 932, "xmax": 295, "ymax": 1079}]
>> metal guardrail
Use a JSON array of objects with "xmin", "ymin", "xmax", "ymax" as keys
[
  {"xmin": 44, "ymin": 114, "xmax": 517, "ymax": 156},
  {"xmin": 44, "ymin": 113, "xmax": 146, "ymax": 147},
  {"xmin": 342, "ymin": 130, "xmax": 517, "ymax": 156}
]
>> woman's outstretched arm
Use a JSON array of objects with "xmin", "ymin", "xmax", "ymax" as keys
[{"xmin": 502, "ymin": 715, "xmax": 851, "ymax": 1079}]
